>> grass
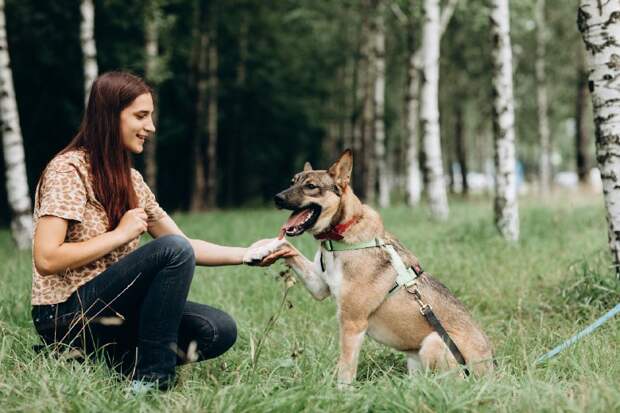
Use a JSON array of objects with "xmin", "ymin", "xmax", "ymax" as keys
[{"xmin": 1, "ymin": 194, "xmax": 619, "ymax": 412}]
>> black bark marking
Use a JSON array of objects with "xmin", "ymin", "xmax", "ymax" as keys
[
  {"xmin": 604, "ymin": 11, "xmax": 620, "ymax": 28},
  {"xmin": 589, "ymin": 80, "xmax": 595, "ymax": 92},
  {"xmin": 577, "ymin": 7, "xmax": 591, "ymax": 34}
]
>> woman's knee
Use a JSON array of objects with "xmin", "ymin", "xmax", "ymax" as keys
[
  {"xmin": 184, "ymin": 307, "xmax": 237, "ymax": 360},
  {"xmin": 155, "ymin": 234, "xmax": 195, "ymax": 266},
  {"xmin": 214, "ymin": 311, "xmax": 237, "ymax": 353}
]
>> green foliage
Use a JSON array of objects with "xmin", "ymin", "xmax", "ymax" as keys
[
  {"xmin": 0, "ymin": 0, "xmax": 597, "ymax": 221},
  {"xmin": 555, "ymin": 254, "xmax": 620, "ymax": 317},
  {"xmin": 1, "ymin": 198, "xmax": 619, "ymax": 411}
]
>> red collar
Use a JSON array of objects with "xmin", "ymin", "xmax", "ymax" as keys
[{"xmin": 314, "ymin": 215, "xmax": 361, "ymax": 241}]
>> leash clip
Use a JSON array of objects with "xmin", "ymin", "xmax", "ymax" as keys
[{"xmin": 405, "ymin": 282, "xmax": 432, "ymax": 315}]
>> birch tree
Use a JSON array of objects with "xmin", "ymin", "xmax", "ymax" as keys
[
  {"xmin": 406, "ymin": 0, "xmax": 458, "ymax": 206},
  {"xmin": 373, "ymin": 0, "xmax": 389, "ymax": 207},
  {"xmin": 535, "ymin": 0, "xmax": 551, "ymax": 193},
  {"xmin": 80, "ymin": 0, "xmax": 98, "ymax": 103},
  {"xmin": 363, "ymin": 0, "xmax": 377, "ymax": 203},
  {"xmin": 353, "ymin": 1, "xmax": 372, "ymax": 199},
  {"xmin": 578, "ymin": 0, "xmax": 620, "ymax": 275},
  {"xmin": 490, "ymin": 0, "xmax": 519, "ymax": 241},
  {"xmin": 0, "ymin": 0, "xmax": 32, "ymax": 249},
  {"xmin": 420, "ymin": 0, "xmax": 449, "ymax": 220}
]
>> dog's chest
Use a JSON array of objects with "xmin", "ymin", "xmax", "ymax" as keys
[{"xmin": 318, "ymin": 250, "xmax": 344, "ymax": 298}]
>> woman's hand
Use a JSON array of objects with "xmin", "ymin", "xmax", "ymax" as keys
[
  {"xmin": 114, "ymin": 208, "xmax": 148, "ymax": 243},
  {"xmin": 244, "ymin": 238, "xmax": 298, "ymax": 267}
]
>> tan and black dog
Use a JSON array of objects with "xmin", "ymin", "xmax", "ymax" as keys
[{"xmin": 273, "ymin": 149, "xmax": 494, "ymax": 386}]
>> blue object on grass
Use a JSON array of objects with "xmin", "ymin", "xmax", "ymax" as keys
[{"xmin": 535, "ymin": 302, "xmax": 620, "ymax": 365}]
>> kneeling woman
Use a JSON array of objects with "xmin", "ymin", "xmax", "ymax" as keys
[{"xmin": 31, "ymin": 71, "xmax": 293, "ymax": 391}]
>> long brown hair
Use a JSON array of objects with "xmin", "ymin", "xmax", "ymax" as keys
[{"xmin": 61, "ymin": 71, "xmax": 153, "ymax": 229}]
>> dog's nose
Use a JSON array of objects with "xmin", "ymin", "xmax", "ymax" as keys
[{"xmin": 274, "ymin": 192, "xmax": 287, "ymax": 209}]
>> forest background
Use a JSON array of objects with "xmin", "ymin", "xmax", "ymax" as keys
[{"xmin": 0, "ymin": 0, "xmax": 593, "ymax": 223}]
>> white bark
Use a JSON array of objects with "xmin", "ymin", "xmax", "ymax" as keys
[
  {"xmin": 578, "ymin": 0, "xmax": 620, "ymax": 275},
  {"xmin": 536, "ymin": 0, "xmax": 551, "ymax": 194},
  {"xmin": 406, "ymin": 0, "xmax": 458, "ymax": 206},
  {"xmin": 405, "ymin": 62, "xmax": 422, "ymax": 205},
  {"xmin": 81, "ymin": 0, "xmax": 98, "ymax": 105},
  {"xmin": 0, "ymin": 0, "xmax": 33, "ymax": 250},
  {"xmin": 490, "ymin": 0, "xmax": 519, "ymax": 241},
  {"xmin": 373, "ymin": 1, "xmax": 389, "ymax": 208},
  {"xmin": 420, "ymin": 0, "xmax": 449, "ymax": 220}
]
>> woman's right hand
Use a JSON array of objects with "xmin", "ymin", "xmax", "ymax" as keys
[{"xmin": 114, "ymin": 208, "xmax": 148, "ymax": 242}]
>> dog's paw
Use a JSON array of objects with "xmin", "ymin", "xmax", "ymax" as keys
[{"xmin": 243, "ymin": 238, "xmax": 287, "ymax": 265}]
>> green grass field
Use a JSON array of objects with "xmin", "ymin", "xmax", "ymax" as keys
[{"xmin": 1, "ymin": 195, "xmax": 619, "ymax": 412}]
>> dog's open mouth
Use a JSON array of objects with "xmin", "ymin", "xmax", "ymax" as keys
[{"xmin": 280, "ymin": 204, "xmax": 321, "ymax": 236}]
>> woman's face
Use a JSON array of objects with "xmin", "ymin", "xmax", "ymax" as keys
[{"xmin": 120, "ymin": 93, "xmax": 156, "ymax": 154}]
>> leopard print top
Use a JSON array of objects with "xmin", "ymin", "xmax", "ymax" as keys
[{"xmin": 31, "ymin": 150, "xmax": 167, "ymax": 305}]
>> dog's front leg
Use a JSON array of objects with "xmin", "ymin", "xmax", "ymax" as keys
[
  {"xmin": 336, "ymin": 318, "xmax": 368, "ymax": 388},
  {"xmin": 284, "ymin": 251, "xmax": 330, "ymax": 300}
]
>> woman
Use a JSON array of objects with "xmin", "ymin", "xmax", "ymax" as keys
[{"xmin": 31, "ymin": 71, "xmax": 293, "ymax": 392}]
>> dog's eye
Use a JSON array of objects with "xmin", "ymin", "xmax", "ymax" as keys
[{"xmin": 304, "ymin": 183, "xmax": 318, "ymax": 190}]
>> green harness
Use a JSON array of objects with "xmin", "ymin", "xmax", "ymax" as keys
[{"xmin": 320, "ymin": 237, "xmax": 471, "ymax": 376}]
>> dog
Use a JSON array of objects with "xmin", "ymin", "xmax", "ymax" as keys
[{"xmin": 271, "ymin": 149, "xmax": 494, "ymax": 386}]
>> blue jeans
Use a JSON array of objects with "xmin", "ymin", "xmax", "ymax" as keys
[{"xmin": 32, "ymin": 234, "xmax": 237, "ymax": 389}]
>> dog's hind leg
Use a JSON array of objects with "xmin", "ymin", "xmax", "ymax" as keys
[
  {"xmin": 405, "ymin": 351, "xmax": 422, "ymax": 375},
  {"xmin": 418, "ymin": 332, "xmax": 460, "ymax": 374}
]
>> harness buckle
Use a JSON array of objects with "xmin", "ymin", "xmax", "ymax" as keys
[{"xmin": 403, "ymin": 278, "xmax": 416, "ymax": 289}]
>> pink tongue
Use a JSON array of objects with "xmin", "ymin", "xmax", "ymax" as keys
[{"xmin": 282, "ymin": 208, "xmax": 312, "ymax": 231}]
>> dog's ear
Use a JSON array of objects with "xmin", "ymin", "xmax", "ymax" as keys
[
  {"xmin": 303, "ymin": 162, "xmax": 313, "ymax": 172},
  {"xmin": 328, "ymin": 149, "xmax": 353, "ymax": 189}
]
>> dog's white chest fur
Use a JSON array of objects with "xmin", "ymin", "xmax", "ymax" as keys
[{"xmin": 316, "ymin": 249, "xmax": 343, "ymax": 299}]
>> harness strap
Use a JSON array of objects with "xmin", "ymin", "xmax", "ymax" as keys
[{"xmin": 320, "ymin": 237, "xmax": 470, "ymax": 376}]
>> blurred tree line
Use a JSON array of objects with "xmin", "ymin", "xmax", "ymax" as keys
[{"xmin": 0, "ymin": 0, "xmax": 592, "ymax": 226}]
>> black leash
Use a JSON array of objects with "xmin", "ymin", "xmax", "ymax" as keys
[{"xmin": 405, "ymin": 269, "xmax": 471, "ymax": 377}]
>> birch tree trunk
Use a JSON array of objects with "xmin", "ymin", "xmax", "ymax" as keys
[
  {"xmin": 406, "ymin": 0, "xmax": 458, "ymax": 206},
  {"xmin": 144, "ymin": 0, "xmax": 160, "ymax": 195},
  {"xmin": 80, "ymin": 0, "xmax": 98, "ymax": 104},
  {"xmin": 373, "ymin": 0, "xmax": 389, "ymax": 208},
  {"xmin": 578, "ymin": 0, "xmax": 620, "ymax": 275},
  {"xmin": 363, "ymin": 0, "xmax": 377, "ymax": 204},
  {"xmin": 190, "ymin": 2, "xmax": 208, "ymax": 211},
  {"xmin": 205, "ymin": 9, "xmax": 218, "ymax": 209},
  {"xmin": 535, "ymin": 0, "xmax": 551, "ymax": 194},
  {"xmin": 490, "ymin": 0, "xmax": 519, "ymax": 241},
  {"xmin": 0, "ymin": 0, "xmax": 33, "ymax": 250},
  {"xmin": 405, "ymin": 41, "xmax": 423, "ymax": 205},
  {"xmin": 353, "ymin": 1, "xmax": 372, "ymax": 199},
  {"xmin": 575, "ymin": 43, "xmax": 590, "ymax": 184},
  {"xmin": 420, "ymin": 0, "xmax": 449, "ymax": 220}
]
